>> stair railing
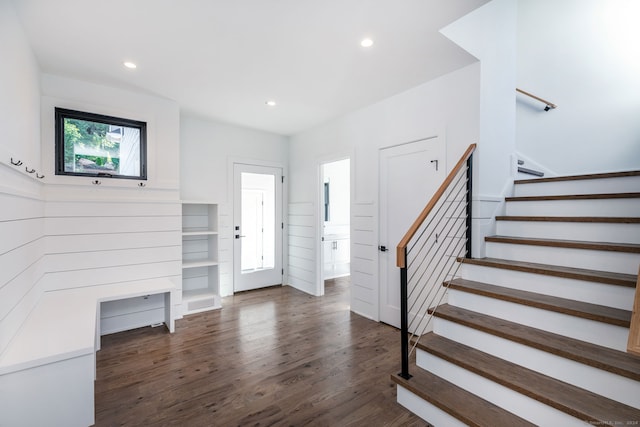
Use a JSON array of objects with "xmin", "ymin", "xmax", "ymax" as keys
[
  {"xmin": 516, "ymin": 88, "xmax": 557, "ymax": 111},
  {"xmin": 397, "ymin": 143, "xmax": 476, "ymax": 379}
]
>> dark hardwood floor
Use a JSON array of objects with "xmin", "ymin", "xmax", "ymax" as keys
[{"xmin": 95, "ymin": 277, "xmax": 427, "ymax": 426}]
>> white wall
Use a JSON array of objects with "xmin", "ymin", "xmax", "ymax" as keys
[
  {"xmin": 180, "ymin": 115, "xmax": 289, "ymax": 296},
  {"xmin": 38, "ymin": 74, "xmax": 182, "ymax": 332},
  {"xmin": 289, "ymin": 63, "xmax": 480, "ymax": 319},
  {"xmin": 180, "ymin": 115, "xmax": 289, "ymax": 202},
  {"xmin": 517, "ymin": 0, "xmax": 640, "ymax": 175},
  {"xmin": 441, "ymin": 0, "xmax": 518, "ymax": 257},
  {"xmin": 0, "ymin": 0, "xmax": 44, "ymax": 356}
]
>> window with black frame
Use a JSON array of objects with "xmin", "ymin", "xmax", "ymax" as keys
[{"xmin": 55, "ymin": 108, "xmax": 147, "ymax": 180}]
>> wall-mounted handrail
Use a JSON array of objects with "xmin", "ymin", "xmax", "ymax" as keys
[
  {"xmin": 516, "ymin": 88, "xmax": 557, "ymax": 111},
  {"xmin": 396, "ymin": 143, "xmax": 476, "ymax": 380},
  {"xmin": 397, "ymin": 143, "xmax": 476, "ymax": 268}
]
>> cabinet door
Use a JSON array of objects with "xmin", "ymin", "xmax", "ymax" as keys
[
  {"xmin": 323, "ymin": 240, "xmax": 334, "ymax": 276},
  {"xmin": 334, "ymin": 239, "xmax": 350, "ymax": 264},
  {"xmin": 333, "ymin": 239, "xmax": 350, "ymax": 277}
]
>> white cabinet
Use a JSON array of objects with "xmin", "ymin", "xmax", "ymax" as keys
[
  {"xmin": 323, "ymin": 235, "xmax": 350, "ymax": 279},
  {"xmin": 181, "ymin": 202, "xmax": 222, "ymax": 315}
]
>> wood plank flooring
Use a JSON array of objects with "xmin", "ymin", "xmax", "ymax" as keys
[{"xmin": 95, "ymin": 277, "xmax": 427, "ymax": 426}]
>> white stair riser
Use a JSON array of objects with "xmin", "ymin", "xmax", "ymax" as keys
[
  {"xmin": 416, "ymin": 352, "xmax": 587, "ymax": 426},
  {"xmin": 432, "ymin": 318, "xmax": 640, "ymax": 408},
  {"xmin": 459, "ymin": 263, "xmax": 634, "ymax": 310},
  {"xmin": 496, "ymin": 221, "xmax": 640, "ymax": 245},
  {"xmin": 448, "ymin": 290, "xmax": 629, "ymax": 351},
  {"xmin": 485, "ymin": 242, "xmax": 640, "ymax": 275},
  {"xmin": 514, "ymin": 176, "xmax": 640, "ymax": 197},
  {"xmin": 506, "ymin": 198, "xmax": 640, "ymax": 217},
  {"xmin": 396, "ymin": 386, "xmax": 467, "ymax": 427}
]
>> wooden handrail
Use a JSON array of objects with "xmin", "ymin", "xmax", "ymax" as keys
[
  {"xmin": 396, "ymin": 143, "xmax": 476, "ymax": 268},
  {"xmin": 628, "ymin": 264, "xmax": 640, "ymax": 356},
  {"xmin": 516, "ymin": 88, "xmax": 557, "ymax": 110}
]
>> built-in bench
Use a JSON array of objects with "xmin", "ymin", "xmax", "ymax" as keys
[{"xmin": 0, "ymin": 279, "xmax": 176, "ymax": 427}]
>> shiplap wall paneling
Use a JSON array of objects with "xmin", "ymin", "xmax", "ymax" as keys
[
  {"xmin": 351, "ymin": 202, "xmax": 378, "ymax": 320},
  {"xmin": 43, "ymin": 200, "xmax": 182, "ymax": 334},
  {"xmin": 0, "ymin": 175, "xmax": 45, "ymax": 356},
  {"xmin": 288, "ymin": 203, "xmax": 316, "ymax": 295}
]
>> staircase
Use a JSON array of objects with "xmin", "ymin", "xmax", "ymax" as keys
[{"xmin": 392, "ymin": 171, "xmax": 640, "ymax": 426}]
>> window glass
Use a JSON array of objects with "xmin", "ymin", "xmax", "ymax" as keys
[{"xmin": 55, "ymin": 108, "xmax": 147, "ymax": 180}]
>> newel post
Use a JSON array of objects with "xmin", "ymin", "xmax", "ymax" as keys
[{"xmin": 400, "ymin": 247, "xmax": 411, "ymax": 379}]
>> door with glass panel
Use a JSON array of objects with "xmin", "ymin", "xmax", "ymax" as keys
[{"xmin": 233, "ymin": 163, "xmax": 283, "ymax": 292}]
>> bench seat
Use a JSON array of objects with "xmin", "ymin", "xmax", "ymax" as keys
[{"xmin": 0, "ymin": 278, "xmax": 176, "ymax": 427}]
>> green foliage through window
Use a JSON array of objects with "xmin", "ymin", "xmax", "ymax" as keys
[{"xmin": 55, "ymin": 108, "xmax": 147, "ymax": 180}]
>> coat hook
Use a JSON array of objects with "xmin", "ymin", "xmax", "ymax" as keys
[
  {"xmin": 138, "ymin": 182, "xmax": 146, "ymax": 187},
  {"xmin": 10, "ymin": 158, "xmax": 23, "ymax": 166},
  {"xmin": 25, "ymin": 167, "xmax": 35, "ymax": 173},
  {"xmin": 92, "ymin": 180, "xmax": 101, "ymax": 185},
  {"xmin": 36, "ymin": 173, "xmax": 45, "ymax": 179}
]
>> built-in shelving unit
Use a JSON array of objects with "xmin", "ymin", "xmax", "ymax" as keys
[{"xmin": 181, "ymin": 202, "xmax": 222, "ymax": 315}]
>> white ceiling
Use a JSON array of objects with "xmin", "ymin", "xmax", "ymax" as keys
[{"xmin": 11, "ymin": 0, "xmax": 487, "ymax": 136}]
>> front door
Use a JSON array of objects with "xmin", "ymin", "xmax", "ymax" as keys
[
  {"xmin": 379, "ymin": 137, "xmax": 444, "ymax": 327},
  {"xmin": 233, "ymin": 163, "xmax": 283, "ymax": 292}
]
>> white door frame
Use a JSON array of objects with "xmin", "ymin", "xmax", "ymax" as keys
[{"xmin": 228, "ymin": 157, "xmax": 288, "ymax": 293}]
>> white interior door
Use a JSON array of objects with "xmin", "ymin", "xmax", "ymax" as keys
[
  {"xmin": 379, "ymin": 137, "xmax": 444, "ymax": 327},
  {"xmin": 233, "ymin": 163, "xmax": 283, "ymax": 292}
]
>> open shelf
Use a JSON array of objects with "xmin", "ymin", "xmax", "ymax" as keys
[
  {"xmin": 182, "ymin": 260, "xmax": 219, "ymax": 269},
  {"xmin": 181, "ymin": 202, "xmax": 221, "ymax": 315},
  {"xmin": 182, "ymin": 230, "xmax": 219, "ymax": 237}
]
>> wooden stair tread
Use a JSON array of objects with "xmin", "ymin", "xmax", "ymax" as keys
[
  {"xmin": 506, "ymin": 192, "xmax": 640, "ymax": 202},
  {"xmin": 446, "ymin": 278, "xmax": 631, "ymax": 327},
  {"xmin": 459, "ymin": 257, "xmax": 637, "ymax": 287},
  {"xmin": 417, "ymin": 334, "xmax": 640, "ymax": 424},
  {"xmin": 515, "ymin": 170, "xmax": 640, "ymax": 185},
  {"xmin": 431, "ymin": 304, "xmax": 640, "ymax": 381},
  {"xmin": 390, "ymin": 369, "xmax": 536, "ymax": 427},
  {"xmin": 495, "ymin": 215, "xmax": 640, "ymax": 223},
  {"xmin": 485, "ymin": 235, "xmax": 640, "ymax": 253}
]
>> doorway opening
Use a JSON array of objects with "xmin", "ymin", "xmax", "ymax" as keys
[{"xmin": 320, "ymin": 158, "xmax": 351, "ymax": 295}]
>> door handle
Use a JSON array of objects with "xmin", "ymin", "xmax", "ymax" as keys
[
  {"xmin": 235, "ymin": 234, "xmax": 246, "ymax": 239},
  {"xmin": 378, "ymin": 245, "xmax": 388, "ymax": 252}
]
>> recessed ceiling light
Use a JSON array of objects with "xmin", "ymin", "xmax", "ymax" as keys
[
  {"xmin": 265, "ymin": 100, "xmax": 277, "ymax": 107},
  {"xmin": 360, "ymin": 38, "xmax": 374, "ymax": 48},
  {"xmin": 123, "ymin": 61, "xmax": 137, "ymax": 69}
]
